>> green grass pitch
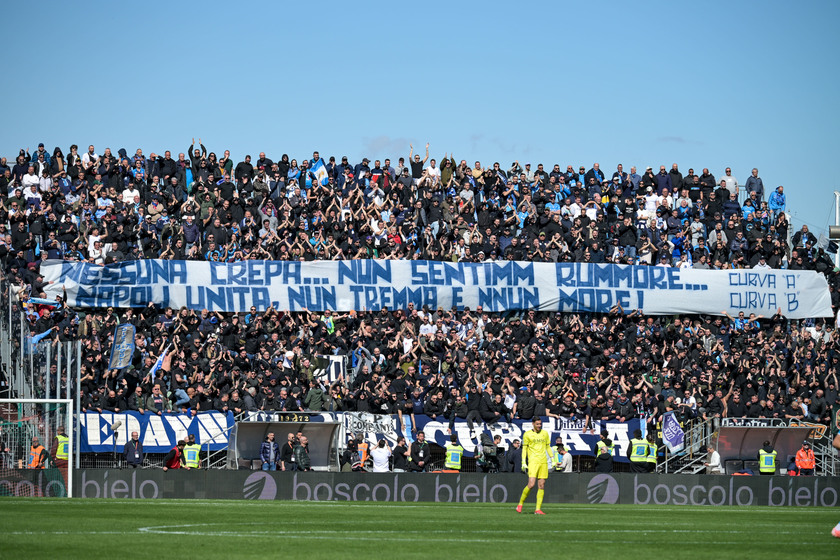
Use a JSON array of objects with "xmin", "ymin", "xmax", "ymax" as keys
[{"xmin": 0, "ymin": 499, "xmax": 837, "ymax": 559}]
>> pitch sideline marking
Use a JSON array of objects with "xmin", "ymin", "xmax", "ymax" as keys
[{"xmin": 2, "ymin": 499, "xmax": 833, "ymax": 515}]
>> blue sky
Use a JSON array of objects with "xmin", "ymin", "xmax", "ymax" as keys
[{"xmin": 5, "ymin": 0, "xmax": 839, "ymax": 236}]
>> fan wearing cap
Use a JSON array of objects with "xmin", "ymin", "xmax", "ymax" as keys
[{"xmin": 794, "ymin": 441, "xmax": 815, "ymax": 476}]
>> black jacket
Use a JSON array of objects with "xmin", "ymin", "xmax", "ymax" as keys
[
  {"xmin": 595, "ymin": 452, "xmax": 614, "ymax": 473},
  {"xmin": 506, "ymin": 446, "xmax": 522, "ymax": 473},
  {"xmin": 410, "ymin": 440, "xmax": 430, "ymax": 471}
]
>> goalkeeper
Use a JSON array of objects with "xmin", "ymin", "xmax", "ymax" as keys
[{"xmin": 516, "ymin": 417, "xmax": 552, "ymax": 515}]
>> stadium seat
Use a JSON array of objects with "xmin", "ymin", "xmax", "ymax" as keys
[{"xmin": 724, "ymin": 460, "xmax": 743, "ymax": 475}]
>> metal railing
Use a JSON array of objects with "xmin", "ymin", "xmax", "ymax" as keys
[
  {"xmin": 657, "ymin": 417, "xmax": 838, "ymax": 476},
  {"xmin": 658, "ymin": 417, "xmax": 717, "ymax": 474},
  {"xmin": 203, "ymin": 424, "xmax": 236, "ymax": 469},
  {"xmin": 814, "ymin": 439, "xmax": 839, "ymax": 477}
]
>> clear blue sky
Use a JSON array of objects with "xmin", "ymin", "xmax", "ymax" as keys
[{"xmin": 5, "ymin": 0, "xmax": 839, "ymax": 236}]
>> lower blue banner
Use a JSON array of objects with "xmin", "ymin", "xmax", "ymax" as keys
[{"xmin": 79, "ymin": 411, "xmax": 235, "ymax": 453}]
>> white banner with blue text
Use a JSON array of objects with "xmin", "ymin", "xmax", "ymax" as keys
[{"xmin": 40, "ymin": 259, "xmax": 832, "ymax": 318}]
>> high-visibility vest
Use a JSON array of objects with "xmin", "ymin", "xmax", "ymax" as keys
[
  {"xmin": 758, "ymin": 449, "xmax": 777, "ymax": 473},
  {"xmin": 629, "ymin": 438, "xmax": 648, "ymax": 462},
  {"xmin": 184, "ymin": 444, "xmax": 201, "ymax": 468},
  {"xmin": 444, "ymin": 443, "xmax": 463, "ymax": 470},
  {"xmin": 596, "ymin": 440, "xmax": 614, "ymax": 456},
  {"xmin": 646, "ymin": 441, "xmax": 657, "ymax": 464},
  {"xmin": 358, "ymin": 442, "xmax": 370, "ymax": 464},
  {"xmin": 55, "ymin": 435, "xmax": 69, "ymax": 460},
  {"xmin": 28, "ymin": 445, "xmax": 45, "ymax": 469},
  {"xmin": 795, "ymin": 449, "xmax": 815, "ymax": 470},
  {"xmin": 553, "ymin": 449, "xmax": 562, "ymax": 465}
]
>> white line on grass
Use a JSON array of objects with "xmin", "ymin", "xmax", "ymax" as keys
[
  {"xmin": 133, "ymin": 522, "xmax": 837, "ymax": 544},
  {"xmin": 133, "ymin": 528, "xmax": 835, "ymax": 547},
  {"xmin": 3, "ymin": 499, "xmax": 832, "ymax": 515},
  {"xmin": 4, "ymin": 521, "xmax": 834, "ymax": 545},
  {"xmin": 7, "ymin": 527, "xmax": 836, "ymax": 547}
]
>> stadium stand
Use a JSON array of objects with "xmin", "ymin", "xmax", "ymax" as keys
[{"xmin": 1, "ymin": 143, "xmax": 838, "ymax": 448}]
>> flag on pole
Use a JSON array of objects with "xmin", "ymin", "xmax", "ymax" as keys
[
  {"xmin": 310, "ymin": 158, "xmax": 329, "ymax": 187},
  {"xmin": 26, "ymin": 327, "xmax": 54, "ymax": 354},
  {"xmin": 662, "ymin": 412, "xmax": 685, "ymax": 453},
  {"xmin": 30, "ymin": 327, "xmax": 54, "ymax": 345},
  {"xmin": 108, "ymin": 324, "xmax": 136, "ymax": 370},
  {"xmin": 149, "ymin": 344, "xmax": 171, "ymax": 378},
  {"xmin": 29, "ymin": 297, "xmax": 61, "ymax": 307}
]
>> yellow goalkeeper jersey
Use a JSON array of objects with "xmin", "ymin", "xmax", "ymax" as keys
[{"xmin": 522, "ymin": 428, "xmax": 552, "ymax": 465}]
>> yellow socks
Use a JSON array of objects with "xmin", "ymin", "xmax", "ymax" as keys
[
  {"xmin": 519, "ymin": 486, "xmax": 531, "ymax": 506},
  {"xmin": 536, "ymin": 489, "xmax": 544, "ymax": 511}
]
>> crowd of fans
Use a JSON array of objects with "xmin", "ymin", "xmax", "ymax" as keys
[{"xmin": 3, "ymin": 141, "xmax": 840, "ymax": 440}]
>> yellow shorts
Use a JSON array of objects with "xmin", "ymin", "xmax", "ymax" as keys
[{"xmin": 527, "ymin": 462, "xmax": 549, "ymax": 480}]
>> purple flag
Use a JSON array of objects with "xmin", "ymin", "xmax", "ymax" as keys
[{"xmin": 662, "ymin": 412, "xmax": 685, "ymax": 453}]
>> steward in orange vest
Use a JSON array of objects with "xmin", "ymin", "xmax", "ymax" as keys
[
  {"xmin": 795, "ymin": 442, "xmax": 816, "ymax": 475},
  {"xmin": 28, "ymin": 438, "xmax": 47, "ymax": 469}
]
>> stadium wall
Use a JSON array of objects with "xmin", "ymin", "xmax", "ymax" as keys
[{"xmin": 14, "ymin": 470, "xmax": 828, "ymax": 507}]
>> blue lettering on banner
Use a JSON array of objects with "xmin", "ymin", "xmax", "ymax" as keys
[
  {"xmin": 38, "ymin": 260, "xmax": 833, "ymax": 318},
  {"xmin": 729, "ymin": 292, "xmax": 777, "ymax": 311},
  {"xmin": 478, "ymin": 288, "xmax": 539, "ymax": 311},
  {"xmin": 288, "ymin": 287, "xmax": 337, "ymax": 311},
  {"xmin": 79, "ymin": 411, "xmax": 234, "ymax": 453},
  {"xmin": 233, "ymin": 413, "xmax": 638, "ymax": 461},
  {"xmin": 338, "ymin": 260, "xmax": 392, "ymax": 284},
  {"xmin": 411, "ymin": 415, "xmax": 632, "ymax": 459},
  {"xmin": 67, "ymin": 260, "xmax": 187, "ymax": 286},
  {"xmin": 556, "ymin": 264, "xmax": 676, "ymax": 290},
  {"xmin": 410, "ymin": 261, "xmax": 533, "ymax": 286},
  {"xmin": 728, "ymin": 272, "xmax": 776, "ymax": 289}
]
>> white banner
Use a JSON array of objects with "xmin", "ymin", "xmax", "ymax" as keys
[
  {"xmin": 40, "ymin": 259, "xmax": 833, "ymax": 318},
  {"xmin": 343, "ymin": 412, "xmax": 400, "ymax": 444}
]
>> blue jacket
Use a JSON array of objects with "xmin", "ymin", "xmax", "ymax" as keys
[
  {"xmin": 31, "ymin": 150, "xmax": 51, "ymax": 167},
  {"xmin": 768, "ymin": 190, "xmax": 785, "ymax": 212},
  {"xmin": 260, "ymin": 440, "xmax": 280, "ymax": 464}
]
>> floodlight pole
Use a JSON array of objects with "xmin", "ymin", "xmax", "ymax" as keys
[
  {"xmin": 834, "ymin": 191, "xmax": 840, "ymax": 269},
  {"xmin": 75, "ymin": 340, "xmax": 82, "ymax": 471}
]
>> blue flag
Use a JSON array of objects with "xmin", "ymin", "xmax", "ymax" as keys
[
  {"xmin": 25, "ymin": 327, "xmax": 54, "ymax": 355},
  {"xmin": 29, "ymin": 297, "xmax": 61, "ymax": 307},
  {"xmin": 108, "ymin": 324, "xmax": 136, "ymax": 370},
  {"xmin": 29, "ymin": 327, "xmax": 54, "ymax": 345},
  {"xmin": 149, "ymin": 344, "xmax": 171, "ymax": 378},
  {"xmin": 310, "ymin": 158, "xmax": 329, "ymax": 187}
]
